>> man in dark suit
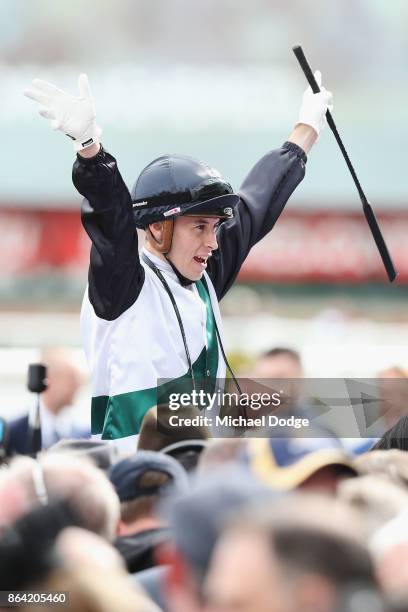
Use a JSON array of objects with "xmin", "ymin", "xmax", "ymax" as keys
[{"xmin": 7, "ymin": 348, "xmax": 90, "ymax": 456}]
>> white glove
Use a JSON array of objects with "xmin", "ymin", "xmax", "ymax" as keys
[
  {"xmin": 24, "ymin": 74, "xmax": 102, "ymax": 151},
  {"xmin": 296, "ymin": 70, "xmax": 333, "ymax": 137}
]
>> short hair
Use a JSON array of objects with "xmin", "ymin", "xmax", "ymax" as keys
[
  {"xmin": 272, "ymin": 526, "xmax": 375, "ymax": 590},
  {"xmin": 45, "ymin": 439, "xmax": 118, "ymax": 471},
  {"xmin": 260, "ymin": 347, "xmax": 301, "ymax": 363},
  {"xmin": 1, "ymin": 454, "xmax": 120, "ymax": 541},
  {"xmin": 138, "ymin": 404, "xmax": 211, "ymax": 452},
  {"xmin": 229, "ymin": 493, "xmax": 376, "ymax": 591}
]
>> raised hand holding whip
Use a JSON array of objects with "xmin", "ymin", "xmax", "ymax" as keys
[{"xmin": 293, "ymin": 45, "xmax": 397, "ymax": 283}]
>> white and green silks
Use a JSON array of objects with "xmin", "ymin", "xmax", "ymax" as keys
[{"xmin": 80, "ymin": 249, "xmax": 225, "ymax": 439}]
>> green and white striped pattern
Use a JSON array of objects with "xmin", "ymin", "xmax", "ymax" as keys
[{"xmin": 81, "ymin": 250, "xmax": 225, "ymax": 439}]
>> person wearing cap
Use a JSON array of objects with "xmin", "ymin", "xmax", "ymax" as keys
[
  {"xmin": 247, "ymin": 426, "xmax": 357, "ymax": 493},
  {"xmin": 24, "ymin": 72, "xmax": 333, "ymax": 441},
  {"xmin": 109, "ymin": 450, "xmax": 189, "ymax": 574}
]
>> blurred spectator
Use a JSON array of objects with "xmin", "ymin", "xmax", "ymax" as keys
[
  {"xmin": 48, "ymin": 527, "xmax": 162, "ymax": 612},
  {"xmin": 249, "ymin": 347, "xmax": 303, "ymax": 379},
  {"xmin": 0, "ymin": 481, "xmax": 31, "ymax": 533},
  {"xmin": 355, "ymin": 449, "xmax": 408, "ymax": 488},
  {"xmin": 198, "ymin": 438, "xmax": 247, "ymax": 474},
  {"xmin": 337, "ymin": 475, "xmax": 408, "ymax": 539},
  {"xmin": 204, "ymin": 493, "xmax": 380, "ymax": 612},
  {"xmin": 7, "ymin": 347, "xmax": 90, "ymax": 456},
  {"xmin": 0, "ymin": 503, "xmax": 161, "ymax": 612},
  {"xmin": 159, "ymin": 467, "xmax": 274, "ymax": 612},
  {"xmin": 0, "ymin": 498, "xmax": 82, "ymax": 591},
  {"xmin": 372, "ymin": 415, "xmax": 408, "ymax": 452},
  {"xmin": 138, "ymin": 405, "xmax": 211, "ymax": 452},
  {"xmin": 0, "ymin": 417, "xmax": 9, "ymax": 465},
  {"xmin": 45, "ymin": 438, "xmax": 119, "ymax": 471},
  {"xmin": 370, "ymin": 511, "xmax": 408, "ymax": 600},
  {"xmin": 247, "ymin": 428, "xmax": 356, "ymax": 493},
  {"xmin": 0, "ymin": 454, "xmax": 119, "ymax": 540},
  {"xmin": 376, "ymin": 367, "xmax": 408, "ymax": 432},
  {"xmin": 386, "ymin": 598, "xmax": 408, "ymax": 612},
  {"xmin": 247, "ymin": 347, "xmax": 305, "ymax": 410},
  {"xmin": 243, "ymin": 347, "xmax": 324, "ymax": 430},
  {"xmin": 138, "ymin": 404, "xmax": 211, "ymax": 473},
  {"xmin": 109, "ymin": 450, "xmax": 189, "ymax": 574},
  {"xmin": 33, "ymin": 563, "xmax": 162, "ymax": 612},
  {"xmin": 161, "ymin": 439, "xmax": 207, "ymax": 474}
]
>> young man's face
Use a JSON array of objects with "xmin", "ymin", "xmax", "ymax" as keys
[{"xmin": 167, "ymin": 216, "xmax": 220, "ymax": 281}]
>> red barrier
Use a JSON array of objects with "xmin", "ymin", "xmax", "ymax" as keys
[{"xmin": 1, "ymin": 209, "xmax": 406, "ymax": 283}]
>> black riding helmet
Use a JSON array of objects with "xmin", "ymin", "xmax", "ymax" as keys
[{"xmin": 131, "ymin": 154, "xmax": 240, "ymax": 229}]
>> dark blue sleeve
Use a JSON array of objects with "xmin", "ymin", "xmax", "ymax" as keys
[
  {"xmin": 206, "ymin": 142, "xmax": 306, "ymax": 300},
  {"xmin": 72, "ymin": 147, "xmax": 145, "ymax": 321},
  {"xmin": 7, "ymin": 416, "xmax": 29, "ymax": 456}
]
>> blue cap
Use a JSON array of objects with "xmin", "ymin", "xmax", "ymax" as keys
[
  {"xmin": 109, "ymin": 450, "xmax": 189, "ymax": 502},
  {"xmin": 162, "ymin": 466, "xmax": 277, "ymax": 578}
]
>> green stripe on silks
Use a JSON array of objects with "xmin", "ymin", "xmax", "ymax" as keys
[
  {"xmin": 90, "ymin": 347, "xmax": 216, "ymax": 439},
  {"xmin": 90, "ymin": 395, "xmax": 109, "ymax": 435},
  {"xmin": 90, "ymin": 279, "xmax": 220, "ymax": 440},
  {"xmin": 100, "ymin": 386, "xmax": 158, "ymax": 440},
  {"xmin": 196, "ymin": 277, "xmax": 219, "ymax": 395}
]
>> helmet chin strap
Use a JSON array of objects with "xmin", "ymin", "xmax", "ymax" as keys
[
  {"xmin": 164, "ymin": 254, "xmax": 195, "ymax": 287},
  {"xmin": 146, "ymin": 220, "xmax": 194, "ymax": 286}
]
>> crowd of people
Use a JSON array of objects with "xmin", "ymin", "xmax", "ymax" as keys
[{"xmin": 0, "ymin": 347, "xmax": 407, "ymax": 612}]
